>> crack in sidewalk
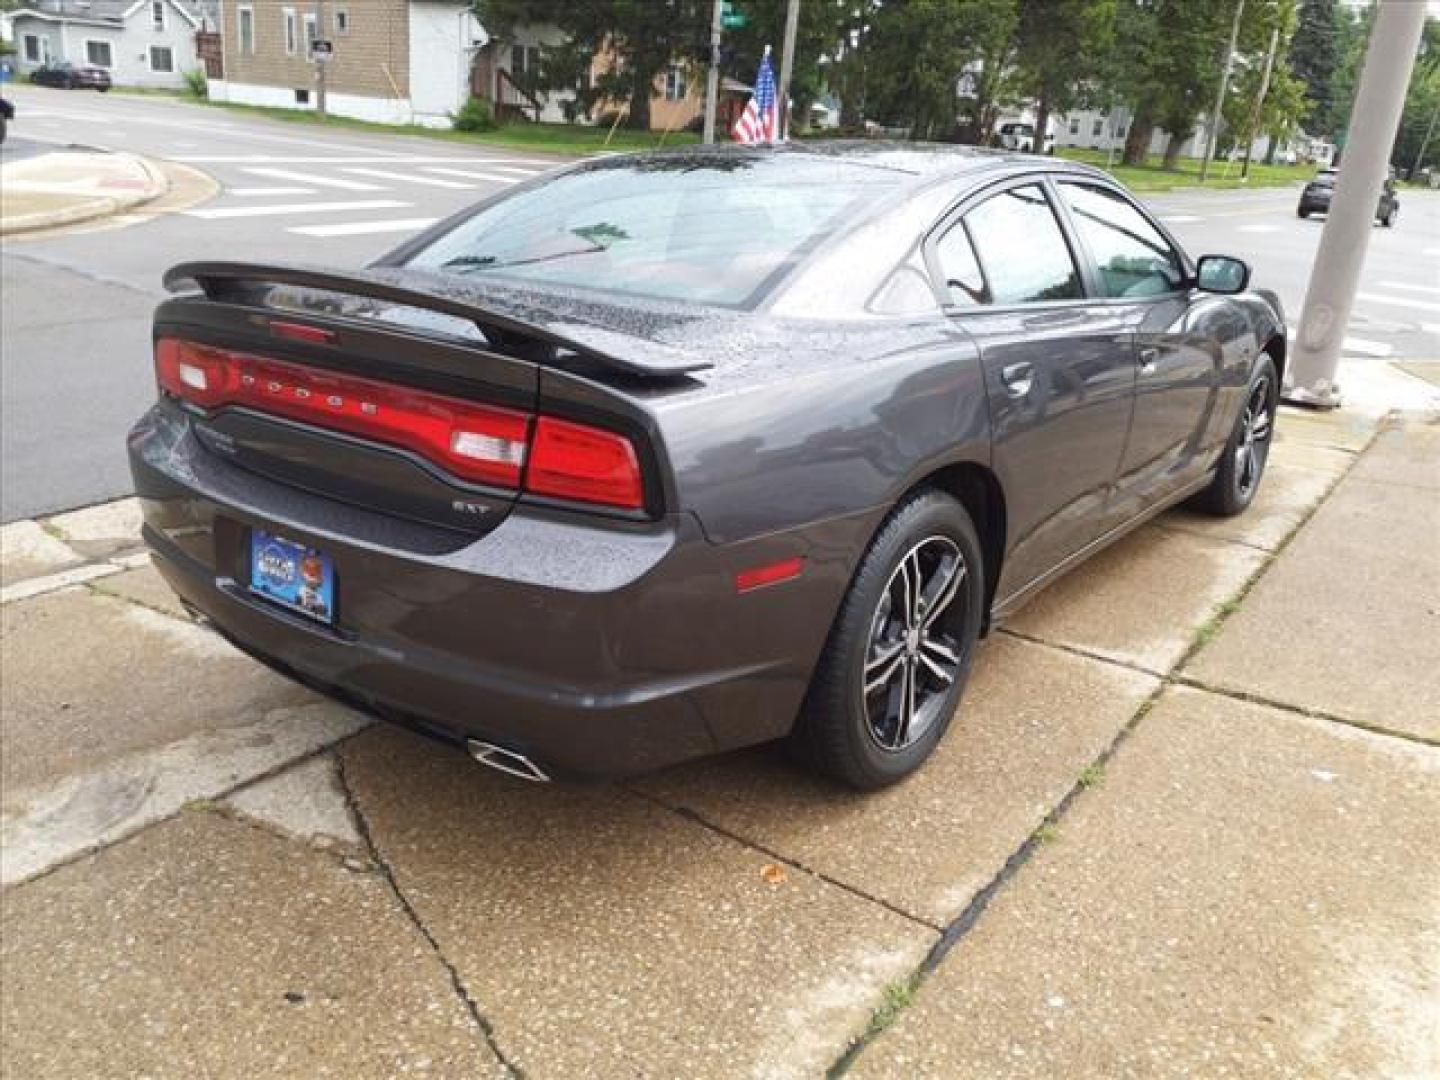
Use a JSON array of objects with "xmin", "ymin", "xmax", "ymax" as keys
[
  {"xmin": 624, "ymin": 784, "xmax": 946, "ymax": 933},
  {"xmin": 333, "ymin": 752, "xmax": 524, "ymax": 1079}
]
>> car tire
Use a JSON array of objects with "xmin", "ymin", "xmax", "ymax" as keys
[
  {"xmin": 1381, "ymin": 208, "xmax": 1395, "ymax": 227},
  {"xmin": 789, "ymin": 489, "xmax": 985, "ymax": 790},
  {"xmin": 1297, "ymin": 207, "xmax": 1309, "ymax": 219},
  {"xmin": 1191, "ymin": 354, "xmax": 1278, "ymax": 518}
]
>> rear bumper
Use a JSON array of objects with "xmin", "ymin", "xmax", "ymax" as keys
[{"xmin": 128, "ymin": 401, "xmax": 858, "ymax": 778}]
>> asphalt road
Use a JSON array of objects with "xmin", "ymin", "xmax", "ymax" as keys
[{"xmin": 2, "ymin": 85, "xmax": 1437, "ymax": 521}]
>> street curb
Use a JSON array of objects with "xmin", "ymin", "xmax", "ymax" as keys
[{"xmin": 0, "ymin": 151, "xmax": 172, "ymax": 236}]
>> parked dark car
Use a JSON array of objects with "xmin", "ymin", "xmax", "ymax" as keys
[
  {"xmin": 129, "ymin": 145, "xmax": 1284, "ymax": 789},
  {"xmin": 29, "ymin": 61, "xmax": 112, "ymax": 91},
  {"xmin": 1298, "ymin": 167, "xmax": 1398, "ymax": 226},
  {"xmin": 0, "ymin": 97, "xmax": 13, "ymax": 144}
]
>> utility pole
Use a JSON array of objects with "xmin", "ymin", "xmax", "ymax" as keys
[
  {"xmin": 777, "ymin": 0, "xmax": 800, "ymax": 140},
  {"xmin": 314, "ymin": 0, "xmax": 327, "ymax": 121},
  {"xmin": 1412, "ymin": 101, "xmax": 1439, "ymax": 181},
  {"xmin": 1200, "ymin": 0, "xmax": 1244, "ymax": 183},
  {"xmin": 1286, "ymin": 0, "xmax": 1426, "ymax": 409},
  {"xmin": 1240, "ymin": 23, "xmax": 1280, "ymax": 182},
  {"xmin": 703, "ymin": 0, "xmax": 724, "ymax": 144}
]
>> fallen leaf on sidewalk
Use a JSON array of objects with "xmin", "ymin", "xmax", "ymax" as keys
[{"xmin": 760, "ymin": 862, "xmax": 788, "ymax": 885}]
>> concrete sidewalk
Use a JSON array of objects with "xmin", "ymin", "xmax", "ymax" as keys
[
  {"xmin": 0, "ymin": 148, "xmax": 172, "ymax": 235},
  {"xmin": 1, "ymin": 397, "xmax": 1437, "ymax": 1076}
]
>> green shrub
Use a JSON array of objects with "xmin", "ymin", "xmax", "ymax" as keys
[
  {"xmin": 453, "ymin": 96, "xmax": 496, "ymax": 133},
  {"xmin": 182, "ymin": 68, "xmax": 208, "ymax": 98}
]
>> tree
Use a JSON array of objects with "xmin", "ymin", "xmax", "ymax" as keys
[
  {"xmin": 1394, "ymin": 17, "xmax": 1440, "ymax": 177},
  {"xmin": 474, "ymin": 0, "xmax": 711, "ymax": 130},
  {"xmin": 863, "ymin": 0, "xmax": 1017, "ymax": 142},
  {"xmin": 1013, "ymin": 0, "xmax": 1115, "ymax": 153},
  {"xmin": 1287, "ymin": 0, "xmax": 1339, "ymax": 133},
  {"xmin": 723, "ymin": 0, "xmax": 856, "ymax": 133}
]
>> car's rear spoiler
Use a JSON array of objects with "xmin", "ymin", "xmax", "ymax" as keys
[{"xmin": 162, "ymin": 261, "xmax": 712, "ymax": 378}]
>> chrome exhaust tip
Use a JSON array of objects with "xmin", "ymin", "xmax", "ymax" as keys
[{"xmin": 466, "ymin": 739, "xmax": 550, "ymax": 783}]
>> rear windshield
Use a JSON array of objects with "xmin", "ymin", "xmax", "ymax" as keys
[
  {"xmin": 1312, "ymin": 172, "xmax": 1336, "ymax": 186},
  {"xmin": 405, "ymin": 153, "xmax": 901, "ymax": 308}
]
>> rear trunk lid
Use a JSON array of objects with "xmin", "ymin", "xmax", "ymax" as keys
[{"xmin": 155, "ymin": 262, "xmax": 708, "ymax": 535}]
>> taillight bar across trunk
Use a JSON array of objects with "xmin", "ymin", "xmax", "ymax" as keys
[{"xmin": 156, "ymin": 338, "xmax": 646, "ymax": 511}]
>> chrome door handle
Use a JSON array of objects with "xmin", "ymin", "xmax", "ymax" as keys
[
  {"xmin": 1000, "ymin": 362, "xmax": 1034, "ymax": 398},
  {"xmin": 1138, "ymin": 346, "xmax": 1160, "ymax": 375}
]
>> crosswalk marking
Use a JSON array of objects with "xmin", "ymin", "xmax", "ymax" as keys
[
  {"xmin": 288, "ymin": 218, "xmax": 440, "ymax": 238},
  {"xmin": 1356, "ymin": 291, "xmax": 1440, "ymax": 315},
  {"xmin": 341, "ymin": 167, "xmax": 473, "ymax": 190},
  {"xmin": 1238, "ymin": 223, "xmax": 1280, "ymax": 233},
  {"xmin": 1283, "ymin": 326, "xmax": 1395, "ymax": 358},
  {"xmin": 420, "ymin": 167, "xmax": 523, "ymax": 185},
  {"xmin": 1162, "ymin": 215, "xmax": 1203, "ymax": 224},
  {"xmin": 1377, "ymin": 281, "xmax": 1440, "ymax": 297},
  {"xmin": 227, "ymin": 186, "xmax": 315, "ymax": 197},
  {"xmin": 242, "ymin": 166, "xmax": 385, "ymax": 191},
  {"xmin": 184, "ymin": 199, "xmax": 411, "ymax": 220}
]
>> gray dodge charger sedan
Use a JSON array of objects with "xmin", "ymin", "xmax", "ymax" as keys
[{"xmin": 129, "ymin": 144, "xmax": 1284, "ymax": 789}]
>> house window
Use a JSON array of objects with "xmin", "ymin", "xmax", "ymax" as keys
[
  {"xmin": 1069, "ymin": 117, "xmax": 1079, "ymax": 135},
  {"xmin": 283, "ymin": 8, "xmax": 298, "ymax": 56},
  {"xmin": 23, "ymin": 34, "xmax": 42, "ymax": 62},
  {"xmin": 335, "ymin": 8, "xmax": 349, "ymax": 34},
  {"xmin": 86, "ymin": 40, "xmax": 113, "ymax": 68},
  {"xmin": 511, "ymin": 44, "xmax": 540, "ymax": 81},
  {"xmin": 303, "ymin": 12, "xmax": 319, "ymax": 53},
  {"xmin": 151, "ymin": 0, "xmax": 167, "ymax": 31},
  {"xmin": 1092, "ymin": 119, "xmax": 1103, "ymax": 137},
  {"xmin": 295, "ymin": 88, "xmax": 310, "ymax": 105},
  {"xmin": 664, "ymin": 65, "xmax": 687, "ymax": 102},
  {"xmin": 149, "ymin": 45, "xmax": 174, "ymax": 72},
  {"xmin": 237, "ymin": 6, "xmax": 254, "ymax": 54}
]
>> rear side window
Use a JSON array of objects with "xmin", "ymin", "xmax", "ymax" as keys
[
  {"xmin": 958, "ymin": 185, "xmax": 1082, "ymax": 305},
  {"xmin": 406, "ymin": 156, "xmax": 899, "ymax": 308},
  {"xmin": 1057, "ymin": 182, "xmax": 1183, "ymax": 298}
]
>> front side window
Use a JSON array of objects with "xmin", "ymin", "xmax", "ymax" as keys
[
  {"xmin": 86, "ymin": 40, "xmax": 113, "ymax": 67},
  {"xmin": 149, "ymin": 45, "xmax": 174, "ymax": 72},
  {"xmin": 407, "ymin": 156, "xmax": 898, "ymax": 308},
  {"xmin": 961, "ymin": 185, "xmax": 1082, "ymax": 305},
  {"xmin": 1058, "ymin": 182, "xmax": 1183, "ymax": 298}
]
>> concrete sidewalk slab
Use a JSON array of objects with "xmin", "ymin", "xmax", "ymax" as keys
[
  {"xmin": 850, "ymin": 687, "xmax": 1440, "ymax": 1079},
  {"xmin": 1273, "ymin": 406, "xmax": 1376, "ymax": 453},
  {"xmin": 0, "ymin": 520, "xmax": 82, "ymax": 586},
  {"xmin": 90, "ymin": 560, "xmax": 188, "ymax": 619},
  {"xmin": 44, "ymin": 497, "xmax": 144, "ymax": 560},
  {"xmin": 1188, "ymin": 423, "xmax": 1440, "ymax": 742},
  {"xmin": 225, "ymin": 753, "xmax": 362, "ymax": 851},
  {"xmin": 1, "ymin": 811, "xmax": 500, "ymax": 1079},
  {"xmin": 1005, "ymin": 525, "xmax": 1267, "ymax": 674},
  {"xmin": 1158, "ymin": 456, "xmax": 1345, "ymax": 552},
  {"xmin": 0, "ymin": 587, "xmax": 313, "ymax": 799},
  {"xmin": 1346, "ymin": 421, "xmax": 1440, "ymax": 491},
  {"xmin": 340, "ymin": 725, "xmax": 934, "ymax": 1079},
  {"xmin": 637, "ymin": 634, "xmax": 1158, "ymax": 926}
]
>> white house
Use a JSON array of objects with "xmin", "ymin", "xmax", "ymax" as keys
[{"xmin": 10, "ymin": 0, "xmax": 204, "ymax": 90}]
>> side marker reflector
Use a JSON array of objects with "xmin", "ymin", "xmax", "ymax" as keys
[{"xmin": 736, "ymin": 556, "xmax": 805, "ymax": 594}]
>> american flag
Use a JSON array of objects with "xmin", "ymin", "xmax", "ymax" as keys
[{"xmin": 733, "ymin": 50, "xmax": 779, "ymax": 144}]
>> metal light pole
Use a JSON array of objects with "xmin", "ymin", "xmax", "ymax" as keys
[
  {"xmin": 314, "ymin": 0, "xmax": 328, "ymax": 120},
  {"xmin": 1286, "ymin": 0, "xmax": 1426, "ymax": 409},
  {"xmin": 1200, "ymin": 0, "xmax": 1244, "ymax": 183},
  {"xmin": 1240, "ymin": 24, "xmax": 1279, "ymax": 182},
  {"xmin": 704, "ymin": 0, "xmax": 723, "ymax": 144},
  {"xmin": 777, "ymin": 0, "xmax": 800, "ymax": 140}
]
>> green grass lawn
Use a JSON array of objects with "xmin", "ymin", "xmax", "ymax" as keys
[
  {"xmin": 111, "ymin": 87, "xmax": 699, "ymax": 155},
  {"xmin": 1057, "ymin": 147, "xmax": 1315, "ymax": 192}
]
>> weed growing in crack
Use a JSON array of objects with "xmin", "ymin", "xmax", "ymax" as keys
[{"xmin": 1077, "ymin": 763, "xmax": 1106, "ymax": 789}]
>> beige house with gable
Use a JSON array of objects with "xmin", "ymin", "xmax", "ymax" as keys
[{"xmin": 208, "ymin": 0, "xmax": 482, "ymax": 126}]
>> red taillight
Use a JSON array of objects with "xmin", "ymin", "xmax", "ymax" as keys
[
  {"xmin": 527, "ymin": 416, "xmax": 645, "ymax": 510},
  {"xmin": 155, "ymin": 338, "xmax": 646, "ymax": 511},
  {"xmin": 156, "ymin": 339, "xmax": 529, "ymax": 487}
]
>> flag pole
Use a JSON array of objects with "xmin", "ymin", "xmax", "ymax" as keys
[{"xmin": 777, "ymin": 0, "xmax": 800, "ymax": 140}]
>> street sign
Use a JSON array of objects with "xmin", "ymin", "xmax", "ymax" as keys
[
  {"xmin": 721, "ymin": 2, "xmax": 746, "ymax": 29},
  {"xmin": 310, "ymin": 39, "xmax": 333, "ymax": 62}
]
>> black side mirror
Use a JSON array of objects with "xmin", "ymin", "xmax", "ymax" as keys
[{"xmin": 1195, "ymin": 255, "xmax": 1251, "ymax": 295}]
